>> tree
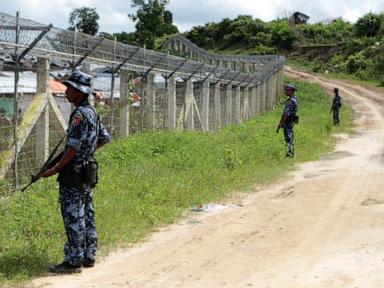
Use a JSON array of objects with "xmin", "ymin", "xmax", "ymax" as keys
[
  {"xmin": 69, "ymin": 7, "xmax": 100, "ymax": 36},
  {"xmin": 269, "ymin": 20, "xmax": 297, "ymax": 50},
  {"xmin": 354, "ymin": 13, "xmax": 382, "ymax": 38},
  {"xmin": 128, "ymin": 0, "xmax": 178, "ymax": 48}
]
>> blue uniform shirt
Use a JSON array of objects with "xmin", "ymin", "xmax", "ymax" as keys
[
  {"xmin": 282, "ymin": 96, "xmax": 298, "ymax": 122},
  {"xmin": 66, "ymin": 100, "xmax": 110, "ymax": 163}
]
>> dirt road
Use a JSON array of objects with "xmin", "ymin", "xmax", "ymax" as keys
[{"xmin": 32, "ymin": 68, "xmax": 384, "ymax": 288}]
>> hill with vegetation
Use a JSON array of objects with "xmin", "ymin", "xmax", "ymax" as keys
[
  {"xmin": 175, "ymin": 12, "xmax": 384, "ymax": 85},
  {"xmin": 65, "ymin": 2, "xmax": 384, "ymax": 85}
]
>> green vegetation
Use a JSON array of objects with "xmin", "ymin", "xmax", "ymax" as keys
[
  {"xmin": 68, "ymin": 7, "xmax": 100, "ymax": 35},
  {"xmin": 107, "ymin": 0, "xmax": 178, "ymax": 49},
  {"xmin": 184, "ymin": 15, "xmax": 295, "ymax": 54},
  {"xmin": 65, "ymin": 2, "xmax": 383, "ymax": 85},
  {"xmin": 0, "ymin": 79, "xmax": 353, "ymax": 286},
  {"xmin": 177, "ymin": 12, "xmax": 384, "ymax": 85}
]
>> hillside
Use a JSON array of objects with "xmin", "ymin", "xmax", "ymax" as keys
[{"xmin": 176, "ymin": 13, "xmax": 384, "ymax": 85}]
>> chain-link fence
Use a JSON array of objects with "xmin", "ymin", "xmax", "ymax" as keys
[{"xmin": 0, "ymin": 12, "xmax": 285, "ymax": 193}]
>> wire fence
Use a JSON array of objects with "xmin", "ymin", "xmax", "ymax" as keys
[{"xmin": 0, "ymin": 12, "xmax": 285, "ymax": 193}]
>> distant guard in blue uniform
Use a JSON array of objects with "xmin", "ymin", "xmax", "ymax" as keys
[
  {"xmin": 330, "ymin": 87, "xmax": 342, "ymax": 126},
  {"xmin": 276, "ymin": 83, "xmax": 299, "ymax": 158}
]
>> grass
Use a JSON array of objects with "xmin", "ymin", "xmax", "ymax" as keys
[{"xmin": 0, "ymin": 78, "xmax": 354, "ymax": 287}]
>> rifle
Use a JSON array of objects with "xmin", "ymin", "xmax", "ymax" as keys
[{"xmin": 20, "ymin": 135, "xmax": 66, "ymax": 192}]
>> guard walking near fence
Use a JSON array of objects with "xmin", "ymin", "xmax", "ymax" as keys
[
  {"xmin": 330, "ymin": 87, "xmax": 342, "ymax": 126},
  {"xmin": 42, "ymin": 70, "xmax": 110, "ymax": 274},
  {"xmin": 276, "ymin": 83, "xmax": 299, "ymax": 158}
]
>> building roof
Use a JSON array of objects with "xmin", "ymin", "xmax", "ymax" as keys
[
  {"xmin": 0, "ymin": 71, "xmax": 36, "ymax": 94},
  {"xmin": 49, "ymin": 79, "xmax": 67, "ymax": 94},
  {"xmin": 293, "ymin": 11, "xmax": 310, "ymax": 20}
]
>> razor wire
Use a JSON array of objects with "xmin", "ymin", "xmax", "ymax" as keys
[
  {"xmin": 0, "ymin": 11, "xmax": 285, "ymax": 192},
  {"xmin": 0, "ymin": 12, "xmax": 285, "ymax": 86}
]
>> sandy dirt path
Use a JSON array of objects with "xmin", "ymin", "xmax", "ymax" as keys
[{"xmin": 31, "ymin": 68, "xmax": 384, "ymax": 288}]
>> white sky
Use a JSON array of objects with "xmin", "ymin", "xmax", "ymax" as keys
[{"xmin": 0, "ymin": 0, "xmax": 383, "ymax": 33}]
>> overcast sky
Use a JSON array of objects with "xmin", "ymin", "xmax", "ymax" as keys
[{"xmin": 0, "ymin": 0, "xmax": 383, "ymax": 33}]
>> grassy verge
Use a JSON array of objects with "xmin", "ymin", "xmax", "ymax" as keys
[{"xmin": 0, "ymin": 79, "xmax": 354, "ymax": 287}]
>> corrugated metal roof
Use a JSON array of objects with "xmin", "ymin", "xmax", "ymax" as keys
[{"xmin": 0, "ymin": 71, "xmax": 36, "ymax": 94}]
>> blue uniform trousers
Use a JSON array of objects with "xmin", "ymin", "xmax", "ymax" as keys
[
  {"xmin": 333, "ymin": 109, "xmax": 340, "ymax": 126},
  {"xmin": 59, "ymin": 184, "xmax": 97, "ymax": 265},
  {"xmin": 283, "ymin": 123, "xmax": 295, "ymax": 158}
]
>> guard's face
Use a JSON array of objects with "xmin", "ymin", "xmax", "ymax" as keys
[
  {"xmin": 284, "ymin": 88, "xmax": 294, "ymax": 96},
  {"xmin": 65, "ymin": 85, "xmax": 77, "ymax": 103},
  {"xmin": 65, "ymin": 85, "xmax": 83, "ymax": 103}
]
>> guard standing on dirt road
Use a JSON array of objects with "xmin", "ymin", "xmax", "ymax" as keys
[
  {"xmin": 41, "ymin": 70, "xmax": 110, "ymax": 274},
  {"xmin": 330, "ymin": 87, "xmax": 342, "ymax": 126},
  {"xmin": 276, "ymin": 83, "xmax": 299, "ymax": 158}
]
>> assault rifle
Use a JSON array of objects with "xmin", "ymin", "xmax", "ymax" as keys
[{"xmin": 20, "ymin": 135, "xmax": 66, "ymax": 192}]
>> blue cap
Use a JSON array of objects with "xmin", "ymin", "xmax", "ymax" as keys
[
  {"xmin": 62, "ymin": 70, "xmax": 94, "ymax": 95},
  {"xmin": 284, "ymin": 83, "xmax": 296, "ymax": 91}
]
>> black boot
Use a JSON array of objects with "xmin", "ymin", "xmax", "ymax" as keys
[
  {"xmin": 50, "ymin": 261, "xmax": 83, "ymax": 274},
  {"xmin": 82, "ymin": 258, "xmax": 95, "ymax": 268}
]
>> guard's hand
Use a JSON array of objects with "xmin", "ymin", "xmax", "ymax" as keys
[{"xmin": 41, "ymin": 167, "xmax": 57, "ymax": 178}]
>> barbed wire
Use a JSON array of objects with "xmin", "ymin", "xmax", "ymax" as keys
[{"xmin": 0, "ymin": 12, "xmax": 285, "ymax": 86}]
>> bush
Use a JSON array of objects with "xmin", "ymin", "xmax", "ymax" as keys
[
  {"xmin": 312, "ymin": 61, "xmax": 325, "ymax": 73},
  {"xmin": 346, "ymin": 53, "xmax": 367, "ymax": 74},
  {"xmin": 269, "ymin": 20, "xmax": 297, "ymax": 50}
]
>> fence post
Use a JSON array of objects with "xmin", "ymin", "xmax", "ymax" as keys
[
  {"xmin": 265, "ymin": 76, "xmax": 272, "ymax": 110},
  {"xmin": 257, "ymin": 83, "xmax": 263, "ymax": 115},
  {"xmin": 185, "ymin": 79, "xmax": 194, "ymax": 130},
  {"xmin": 261, "ymin": 80, "xmax": 267, "ymax": 113},
  {"xmin": 272, "ymin": 74, "xmax": 277, "ymax": 108},
  {"xmin": 201, "ymin": 80, "xmax": 210, "ymax": 132},
  {"xmin": 35, "ymin": 57, "xmax": 50, "ymax": 166},
  {"xmin": 166, "ymin": 76, "xmax": 176, "ymax": 130},
  {"xmin": 214, "ymin": 82, "xmax": 221, "ymax": 130},
  {"xmin": 244, "ymin": 86, "xmax": 250, "ymax": 120},
  {"xmin": 276, "ymin": 69, "xmax": 282, "ymax": 104},
  {"xmin": 250, "ymin": 86, "xmax": 257, "ymax": 117},
  {"xmin": 119, "ymin": 70, "xmax": 129, "ymax": 137},
  {"xmin": 146, "ymin": 73, "xmax": 156, "ymax": 130},
  {"xmin": 234, "ymin": 85, "xmax": 241, "ymax": 124},
  {"xmin": 225, "ymin": 84, "xmax": 232, "ymax": 125},
  {"xmin": 82, "ymin": 62, "xmax": 94, "ymax": 106}
]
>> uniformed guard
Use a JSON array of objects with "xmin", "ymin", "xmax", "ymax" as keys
[
  {"xmin": 42, "ymin": 70, "xmax": 110, "ymax": 274},
  {"xmin": 276, "ymin": 83, "xmax": 299, "ymax": 158},
  {"xmin": 330, "ymin": 87, "xmax": 342, "ymax": 126}
]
